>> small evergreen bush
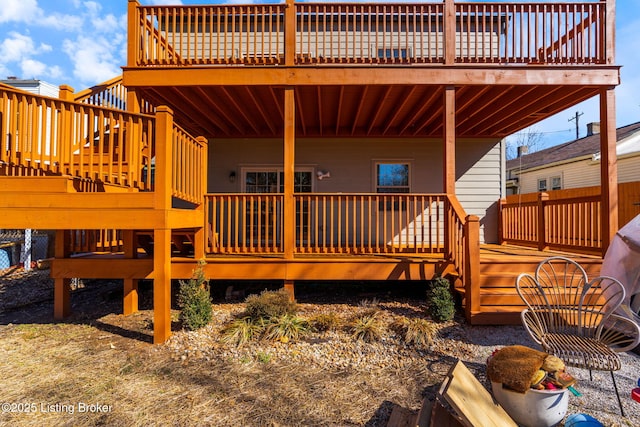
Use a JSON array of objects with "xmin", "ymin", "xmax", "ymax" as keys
[
  {"xmin": 178, "ymin": 261, "xmax": 212, "ymax": 330},
  {"xmin": 425, "ymin": 276, "xmax": 455, "ymax": 322},
  {"xmin": 244, "ymin": 289, "xmax": 298, "ymax": 320}
]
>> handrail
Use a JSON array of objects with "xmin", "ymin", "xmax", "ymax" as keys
[
  {"xmin": 456, "ymin": 1, "xmax": 606, "ymax": 64},
  {"xmin": 171, "ymin": 125, "xmax": 207, "ymax": 204},
  {"xmin": 446, "ymin": 193, "xmax": 480, "ymax": 321},
  {"xmin": 204, "ymin": 193, "xmax": 449, "ymax": 255},
  {"xmin": 130, "ymin": 1, "xmax": 609, "ymax": 67},
  {"xmin": 74, "ymin": 76, "xmax": 155, "ymax": 114},
  {"xmin": 500, "ymin": 192, "xmax": 602, "ymax": 254},
  {"xmin": 0, "ymin": 85, "xmax": 154, "ymax": 190}
]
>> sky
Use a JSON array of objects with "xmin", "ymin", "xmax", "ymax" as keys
[{"xmin": 1, "ymin": 0, "xmax": 639, "ymax": 149}]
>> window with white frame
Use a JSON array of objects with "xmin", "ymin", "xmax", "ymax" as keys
[
  {"xmin": 376, "ymin": 162, "xmax": 410, "ymax": 193},
  {"xmin": 551, "ymin": 176, "xmax": 562, "ymax": 190},
  {"xmin": 376, "ymin": 47, "xmax": 411, "ymax": 60},
  {"xmin": 538, "ymin": 178, "xmax": 547, "ymax": 192}
]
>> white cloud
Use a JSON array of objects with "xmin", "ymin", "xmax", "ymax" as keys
[
  {"xmin": 20, "ymin": 58, "xmax": 48, "ymax": 78},
  {"xmin": 0, "ymin": 0, "xmax": 39, "ymax": 24},
  {"xmin": 62, "ymin": 36, "xmax": 123, "ymax": 85},
  {"xmin": 0, "ymin": 33, "xmax": 36, "ymax": 61}
]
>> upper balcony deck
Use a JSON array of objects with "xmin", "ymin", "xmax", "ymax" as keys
[
  {"xmin": 129, "ymin": 1, "xmax": 613, "ymax": 68},
  {"xmin": 124, "ymin": 1, "xmax": 618, "ymax": 140}
]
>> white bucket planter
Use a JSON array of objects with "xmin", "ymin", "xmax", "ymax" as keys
[{"xmin": 491, "ymin": 382, "xmax": 569, "ymax": 427}]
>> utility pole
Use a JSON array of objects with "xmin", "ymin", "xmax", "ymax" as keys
[{"xmin": 568, "ymin": 111, "xmax": 583, "ymax": 140}]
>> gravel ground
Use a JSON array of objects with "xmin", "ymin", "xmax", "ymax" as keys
[{"xmin": 1, "ymin": 268, "xmax": 639, "ymax": 426}]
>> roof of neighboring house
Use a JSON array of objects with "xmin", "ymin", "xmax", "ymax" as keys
[{"xmin": 506, "ymin": 121, "xmax": 640, "ymax": 172}]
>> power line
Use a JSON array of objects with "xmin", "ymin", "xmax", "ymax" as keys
[{"xmin": 568, "ymin": 111, "xmax": 584, "ymax": 140}]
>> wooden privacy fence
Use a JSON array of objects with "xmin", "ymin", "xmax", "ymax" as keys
[
  {"xmin": 130, "ymin": 1, "xmax": 609, "ymax": 67},
  {"xmin": 0, "ymin": 85, "xmax": 154, "ymax": 189},
  {"xmin": 500, "ymin": 191, "xmax": 602, "ymax": 254}
]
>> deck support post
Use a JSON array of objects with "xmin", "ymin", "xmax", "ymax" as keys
[
  {"xmin": 123, "ymin": 230, "xmax": 139, "ymax": 315},
  {"xmin": 283, "ymin": 280, "xmax": 295, "ymax": 301},
  {"xmin": 444, "ymin": 0, "xmax": 456, "ymax": 65},
  {"xmin": 53, "ymin": 230, "xmax": 71, "ymax": 319},
  {"xmin": 285, "ymin": 0, "xmax": 295, "ymax": 66},
  {"xmin": 537, "ymin": 192, "xmax": 549, "ymax": 251},
  {"xmin": 58, "ymin": 85, "xmax": 74, "ymax": 101},
  {"xmin": 600, "ymin": 87, "xmax": 618, "ymax": 254},
  {"xmin": 153, "ymin": 228, "xmax": 172, "ymax": 344},
  {"xmin": 283, "ymin": 87, "xmax": 296, "ymax": 259},
  {"xmin": 464, "ymin": 215, "xmax": 480, "ymax": 323},
  {"xmin": 194, "ymin": 136, "xmax": 209, "ymax": 260},
  {"xmin": 153, "ymin": 106, "xmax": 175, "ymax": 344},
  {"xmin": 443, "ymin": 86, "xmax": 456, "ymax": 194}
]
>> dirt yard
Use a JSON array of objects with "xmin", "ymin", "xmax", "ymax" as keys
[{"xmin": 0, "ymin": 268, "xmax": 638, "ymax": 426}]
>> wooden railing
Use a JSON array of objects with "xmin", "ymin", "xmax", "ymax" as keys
[
  {"xmin": 294, "ymin": 193, "xmax": 447, "ymax": 254},
  {"xmin": 296, "ymin": 3, "xmax": 445, "ymax": 64},
  {"xmin": 457, "ymin": 1, "xmax": 606, "ymax": 64},
  {"xmin": 130, "ymin": 1, "xmax": 610, "ymax": 67},
  {"xmin": 0, "ymin": 85, "xmax": 154, "ymax": 189},
  {"xmin": 205, "ymin": 194, "xmax": 284, "ymax": 254},
  {"xmin": 67, "ymin": 229, "xmax": 123, "ymax": 254},
  {"xmin": 446, "ymin": 194, "xmax": 480, "ymax": 319},
  {"xmin": 134, "ymin": 3, "xmax": 286, "ymax": 66},
  {"xmin": 171, "ymin": 125, "xmax": 207, "ymax": 204},
  {"xmin": 204, "ymin": 193, "xmax": 449, "ymax": 255},
  {"xmin": 74, "ymin": 76, "xmax": 155, "ymax": 114},
  {"xmin": 500, "ymin": 192, "xmax": 602, "ymax": 254}
]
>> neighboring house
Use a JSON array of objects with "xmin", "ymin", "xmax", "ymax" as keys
[
  {"xmin": 507, "ymin": 122, "xmax": 640, "ymax": 195},
  {"xmin": 0, "ymin": 77, "xmax": 59, "ymax": 97},
  {"xmin": 0, "ymin": 1, "xmax": 622, "ymax": 343}
]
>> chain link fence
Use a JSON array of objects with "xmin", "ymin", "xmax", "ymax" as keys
[{"xmin": 0, "ymin": 229, "xmax": 54, "ymax": 270}]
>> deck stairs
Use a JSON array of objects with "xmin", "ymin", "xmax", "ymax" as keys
[{"xmin": 456, "ymin": 252, "xmax": 603, "ymax": 325}]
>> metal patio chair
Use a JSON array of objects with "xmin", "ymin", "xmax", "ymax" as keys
[{"xmin": 516, "ymin": 256, "xmax": 640, "ymax": 416}]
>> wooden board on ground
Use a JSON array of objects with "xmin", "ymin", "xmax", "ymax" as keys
[{"xmin": 438, "ymin": 360, "xmax": 517, "ymax": 427}]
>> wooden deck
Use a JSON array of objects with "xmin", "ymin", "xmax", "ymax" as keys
[{"xmin": 49, "ymin": 242, "xmax": 602, "ymax": 327}]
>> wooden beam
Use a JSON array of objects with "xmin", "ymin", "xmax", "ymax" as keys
[
  {"xmin": 444, "ymin": 86, "xmax": 456, "ymax": 194},
  {"xmin": 153, "ymin": 228, "xmax": 172, "ymax": 344},
  {"xmin": 0, "ymin": 207, "xmax": 203, "ymax": 230},
  {"xmin": 285, "ymin": 0, "xmax": 295, "ymax": 66},
  {"xmin": 600, "ymin": 87, "xmax": 618, "ymax": 253},
  {"xmin": 123, "ymin": 66, "xmax": 620, "ymax": 88},
  {"xmin": 54, "ymin": 230, "xmax": 71, "ymax": 319},
  {"xmin": 444, "ymin": 0, "xmax": 456, "ymax": 65},
  {"xmin": 127, "ymin": 0, "xmax": 140, "ymax": 67},
  {"xmin": 123, "ymin": 230, "xmax": 139, "ymax": 315},
  {"xmin": 283, "ymin": 87, "xmax": 295, "ymax": 260}
]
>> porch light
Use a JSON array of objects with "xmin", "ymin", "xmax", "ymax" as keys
[
  {"xmin": 229, "ymin": 171, "xmax": 236, "ymax": 183},
  {"xmin": 316, "ymin": 170, "xmax": 331, "ymax": 180}
]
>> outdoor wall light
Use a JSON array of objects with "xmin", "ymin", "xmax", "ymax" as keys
[
  {"xmin": 316, "ymin": 170, "xmax": 331, "ymax": 180},
  {"xmin": 229, "ymin": 171, "xmax": 236, "ymax": 183}
]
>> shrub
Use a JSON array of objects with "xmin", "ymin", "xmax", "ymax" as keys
[
  {"xmin": 244, "ymin": 289, "xmax": 298, "ymax": 320},
  {"xmin": 264, "ymin": 314, "xmax": 309, "ymax": 342},
  {"xmin": 220, "ymin": 317, "xmax": 264, "ymax": 347},
  {"xmin": 349, "ymin": 312, "xmax": 385, "ymax": 343},
  {"xmin": 309, "ymin": 313, "xmax": 341, "ymax": 332},
  {"xmin": 425, "ymin": 276, "xmax": 455, "ymax": 322},
  {"xmin": 178, "ymin": 261, "xmax": 212, "ymax": 330},
  {"xmin": 402, "ymin": 318, "xmax": 437, "ymax": 349}
]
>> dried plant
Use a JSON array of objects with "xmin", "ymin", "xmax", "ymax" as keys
[
  {"xmin": 220, "ymin": 317, "xmax": 264, "ymax": 347},
  {"xmin": 349, "ymin": 312, "xmax": 384, "ymax": 343},
  {"xmin": 264, "ymin": 314, "xmax": 309, "ymax": 342}
]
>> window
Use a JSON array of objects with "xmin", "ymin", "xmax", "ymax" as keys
[
  {"xmin": 551, "ymin": 176, "xmax": 562, "ymax": 191},
  {"xmin": 376, "ymin": 163, "xmax": 410, "ymax": 193},
  {"xmin": 538, "ymin": 178, "xmax": 547, "ymax": 192},
  {"xmin": 377, "ymin": 48, "xmax": 410, "ymax": 59}
]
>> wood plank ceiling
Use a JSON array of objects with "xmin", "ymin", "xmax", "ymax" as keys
[{"xmin": 136, "ymin": 84, "xmax": 601, "ymax": 140}]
